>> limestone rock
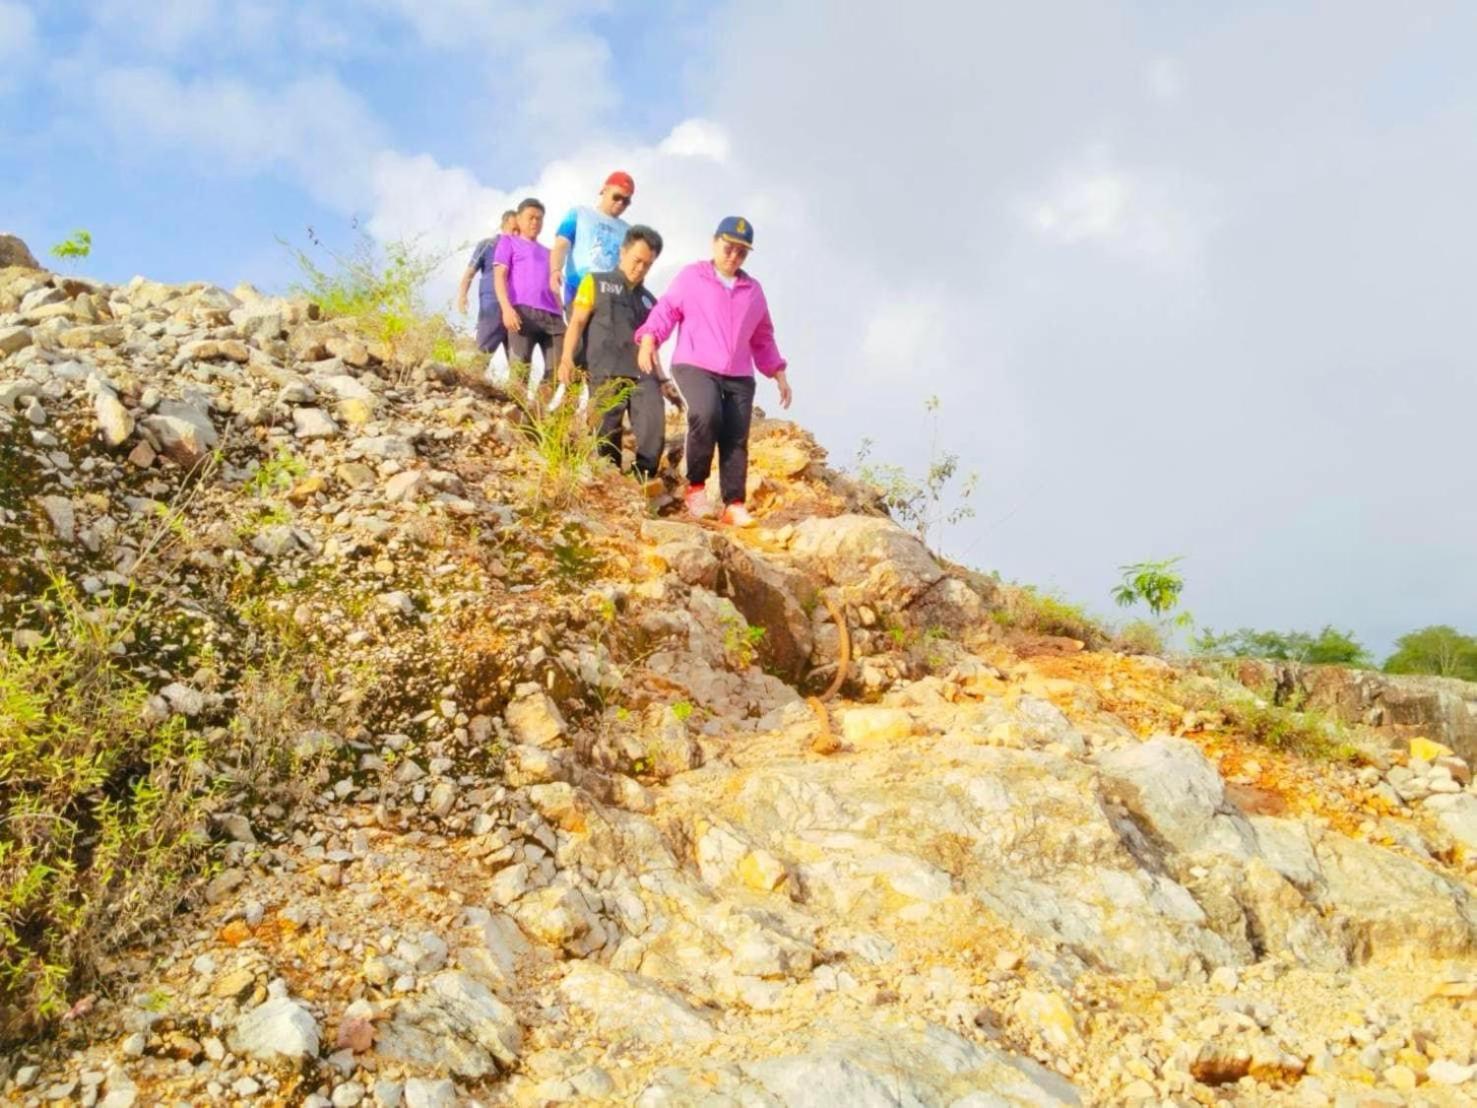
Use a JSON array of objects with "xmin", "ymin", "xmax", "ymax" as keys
[
  {"xmin": 1097, "ymin": 736, "xmax": 1259, "ymax": 859},
  {"xmin": 374, "ymin": 971, "xmax": 520, "ymax": 1079},
  {"xmin": 294, "ymin": 407, "xmax": 340, "ymax": 440},
  {"xmin": 228, "ymin": 996, "xmax": 321, "ymax": 1063},
  {"xmin": 504, "ymin": 685, "xmax": 567, "ymax": 748},
  {"xmin": 560, "ymin": 963, "xmax": 716, "ymax": 1046},
  {"xmin": 93, "ymin": 389, "xmax": 135, "ymax": 446}
]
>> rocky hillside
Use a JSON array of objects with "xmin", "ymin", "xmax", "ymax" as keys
[{"xmin": 4, "ymin": 246, "xmax": 1477, "ymax": 1107}]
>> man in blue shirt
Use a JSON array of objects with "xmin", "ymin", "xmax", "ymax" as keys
[
  {"xmin": 548, "ymin": 171, "xmax": 635, "ymax": 314},
  {"xmin": 456, "ymin": 209, "xmax": 518, "ymax": 362}
]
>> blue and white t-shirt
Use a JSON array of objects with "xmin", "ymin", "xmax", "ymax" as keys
[{"xmin": 555, "ymin": 206, "xmax": 628, "ymax": 302}]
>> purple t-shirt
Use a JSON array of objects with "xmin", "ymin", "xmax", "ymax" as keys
[{"xmin": 492, "ymin": 235, "xmax": 559, "ymax": 314}]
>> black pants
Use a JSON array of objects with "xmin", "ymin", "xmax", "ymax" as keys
[
  {"xmin": 507, "ymin": 306, "xmax": 565, "ymax": 388},
  {"xmin": 672, "ymin": 364, "xmax": 756, "ymax": 505},
  {"xmin": 591, "ymin": 372, "xmax": 665, "ymax": 478}
]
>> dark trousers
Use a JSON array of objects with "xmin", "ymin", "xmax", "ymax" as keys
[
  {"xmin": 672, "ymin": 364, "xmax": 756, "ymax": 505},
  {"xmin": 507, "ymin": 306, "xmax": 566, "ymax": 389},
  {"xmin": 475, "ymin": 298, "xmax": 508, "ymax": 356},
  {"xmin": 592, "ymin": 372, "xmax": 665, "ymax": 478}
]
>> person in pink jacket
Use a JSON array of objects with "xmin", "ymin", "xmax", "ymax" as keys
[{"xmin": 635, "ymin": 216, "xmax": 791, "ymax": 527}]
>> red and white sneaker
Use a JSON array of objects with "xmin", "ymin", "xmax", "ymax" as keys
[
  {"xmin": 721, "ymin": 503, "xmax": 756, "ymax": 528},
  {"xmin": 684, "ymin": 484, "xmax": 710, "ymax": 520}
]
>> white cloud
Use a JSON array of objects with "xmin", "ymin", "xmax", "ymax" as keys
[
  {"xmin": 1024, "ymin": 149, "xmax": 1213, "ymax": 272},
  {"xmin": 0, "ymin": 1, "xmax": 36, "ymax": 62},
  {"xmin": 88, "ymin": 0, "xmax": 220, "ymax": 55},
  {"xmin": 91, "ymin": 67, "xmax": 385, "ymax": 210},
  {"xmin": 1146, "ymin": 57, "xmax": 1185, "ymax": 102}
]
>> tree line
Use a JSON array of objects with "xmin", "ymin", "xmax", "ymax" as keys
[{"xmin": 1194, "ymin": 623, "xmax": 1477, "ymax": 681}]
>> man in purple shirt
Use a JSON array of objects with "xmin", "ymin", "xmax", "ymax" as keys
[
  {"xmin": 636, "ymin": 216, "xmax": 790, "ymax": 528},
  {"xmin": 493, "ymin": 197, "xmax": 565, "ymax": 402}
]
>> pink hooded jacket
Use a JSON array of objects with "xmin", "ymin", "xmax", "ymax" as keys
[{"xmin": 634, "ymin": 261, "xmax": 787, "ymax": 379}]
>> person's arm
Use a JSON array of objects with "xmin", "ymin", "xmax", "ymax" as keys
[
  {"xmin": 549, "ymin": 210, "xmax": 577, "ymax": 301},
  {"xmin": 558, "ymin": 275, "xmax": 596, "ymax": 383},
  {"xmin": 492, "ymin": 238, "xmax": 521, "ymax": 332},
  {"xmin": 634, "ymin": 268, "xmax": 688, "ymax": 373},
  {"xmin": 749, "ymin": 294, "xmax": 791, "ymax": 408},
  {"xmin": 455, "ymin": 266, "xmax": 476, "ymax": 315},
  {"xmin": 493, "ymin": 267, "xmax": 521, "ymax": 332}
]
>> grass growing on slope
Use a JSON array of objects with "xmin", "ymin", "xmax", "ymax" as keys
[{"xmin": 513, "ymin": 377, "xmax": 635, "ymax": 510}]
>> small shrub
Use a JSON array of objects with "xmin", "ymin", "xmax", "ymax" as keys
[
  {"xmin": 1, "ymin": 579, "xmax": 210, "ymax": 1038},
  {"xmin": 1114, "ymin": 619, "xmax": 1166, "ymax": 656},
  {"xmin": 514, "ymin": 378, "xmax": 633, "ymax": 510},
  {"xmin": 992, "ymin": 584, "xmax": 1109, "ymax": 647},
  {"xmin": 1181, "ymin": 680, "xmax": 1359, "ymax": 762},
  {"xmin": 50, "ymin": 230, "xmax": 92, "ymax": 264},
  {"xmin": 282, "ymin": 227, "xmax": 457, "ymax": 365},
  {"xmin": 723, "ymin": 620, "xmax": 766, "ymax": 668},
  {"xmin": 853, "ymin": 395, "xmax": 979, "ymax": 558}
]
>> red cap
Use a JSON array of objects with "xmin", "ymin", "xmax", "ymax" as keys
[{"xmin": 604, "ymin": 171, "xmax": 635, "ymax": 196}]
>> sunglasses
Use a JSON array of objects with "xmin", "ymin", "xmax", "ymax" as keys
[
  {"xmin": 720, "ymin": 241, "xmax": 750, "ymax": 255},
  {"xmin": 611, "ymin": 193, "xmax": 632, "ymax": 205}
]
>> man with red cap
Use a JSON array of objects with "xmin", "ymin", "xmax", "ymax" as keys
[{"xmin": 549, "ymin": 171, "xmax": 636, "ymax": 315}]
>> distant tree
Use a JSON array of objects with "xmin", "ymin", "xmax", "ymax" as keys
[
  {"xmin": 1383, "ymin": 626, "xmax": 1477, "ymax": 680},
  {"xmin": 1194, "ymin": 625, "xmax": 1370, "ymax": 667}
]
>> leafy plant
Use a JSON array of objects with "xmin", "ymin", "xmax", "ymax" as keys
[
  {"xmin": 1111, "ymin": 558, "xmax": 1189, "ymax": 624},
  {"xmin": 1383, "ymin": 625, "xmax": 1477, "ymax": 681},
  {"xmin": 854, "ymin": 395, "xmax": 979, "ymax": 557},
  {"xmin": 721, "ymin": 614, "xmax": 766, "ymax": 668},
  {"xmin": 50, "ymin": 230, "xmax": 92, "ymax": 265},
  {"xmin": 244, "ymin": 448, "xmax": 307, "ymax": 500}
]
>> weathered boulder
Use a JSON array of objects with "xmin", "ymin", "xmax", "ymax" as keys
[
  {"xmin": 0, "ymin": 234, "xmax": 40, "ymax": 270},
  {"xmin": 374, "ymin": 971, "xmax": 521, "ymax": 1079}
]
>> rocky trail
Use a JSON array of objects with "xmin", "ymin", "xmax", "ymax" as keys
[{"xmin": 4, "ymin": 248, "xmax": 1477, "ymax": 1106}]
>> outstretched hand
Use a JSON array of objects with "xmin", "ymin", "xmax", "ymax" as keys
[{"xmin": 637, "ymin": 337, "xmax": 660, "ymax": 375}]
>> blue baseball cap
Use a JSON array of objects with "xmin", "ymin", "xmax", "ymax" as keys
[{"xmin": 715, "ymin": 215, "xmax": 755, "ymax": 250}]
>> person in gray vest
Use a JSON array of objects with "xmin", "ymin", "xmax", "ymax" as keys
[
  {"xmin": 455, "ymin": 209, "xmax": 518, "ymax": 360},
  {"xmin": 557, "ymin": 225, "xmax": 670, "ymax": 481}
]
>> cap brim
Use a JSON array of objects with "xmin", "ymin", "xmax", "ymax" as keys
[{"xmin": 718, "ymin": 234, "xmax": 754, "ymax": 250}]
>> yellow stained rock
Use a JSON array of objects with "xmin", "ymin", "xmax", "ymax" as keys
[
  {"xmin": 840, "ymin": 707, "xmax": 915, "ymax": 748},
  {"xmin": 737, "ymin": 850, "xmax": 788, "ymax": 892},
  {"xmin": 1014, "ymin": 988, "xmax": 1078, "ymax": 1050},
  {"xmin": 1410, "ymin": 737, "xmax": 1454, "ymax": 763}
]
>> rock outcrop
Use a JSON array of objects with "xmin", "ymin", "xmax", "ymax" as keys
[{"xmin": 5, "ymin": 250, "xmax": 1477, "ymax": 1105}]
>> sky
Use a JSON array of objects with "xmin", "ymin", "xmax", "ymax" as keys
[{"xmin": 4, "ymin": 1, "xmax": 1475, "ymax": 658}]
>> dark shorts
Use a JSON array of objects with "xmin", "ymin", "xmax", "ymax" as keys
[{"xmin": 507, "ymin": 306, "xmax": 566, "ymax": 385}]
